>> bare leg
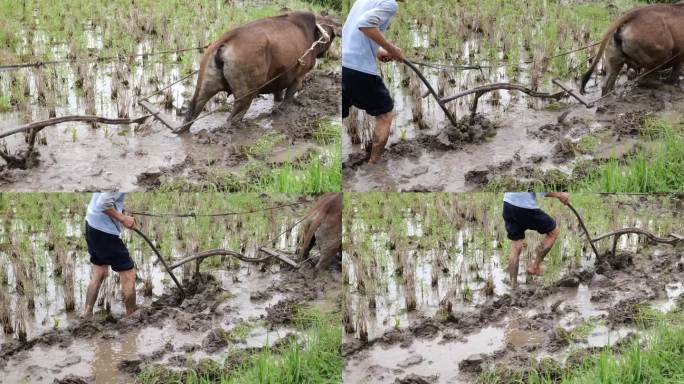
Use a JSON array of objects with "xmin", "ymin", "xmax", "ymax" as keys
[
  {"xmin": 119, "ymin": 268, "xmax": 138, "ymax": 316},
  {"xmin": 83, "ymin": 265, "xmax": 109, "ymax": 319},
  {"xmin": 508, "ymin": 240, "xmax": 524, "ymax": 289},
  {"xmin": 527, "ymin": 226, "xmax": 560, "ymax": 275},
  {"xmin": 369, "ymin": 111, "xmax": 393, "ymax": 164}
]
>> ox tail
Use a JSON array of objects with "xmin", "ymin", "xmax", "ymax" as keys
[{"xmin": 580, "ymin": 9, "xmax": 641, "ymax": 94}]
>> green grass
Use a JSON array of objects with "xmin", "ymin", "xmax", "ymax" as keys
[
  {"xmin": 243, "ymin": 133, "xmax": 287, "ymax": 158},
  {"xmin": 478, "ymin": 301, "xmax": 684, "ymax": 384},
  {"xmin": 0, "ymin": 94, "xmax": 11, "ymax": 113},
  {"xmin": 136, "ymin": 308, "xmax": 342, "ymax": 384},
  {"xmin": 156, "ymin": 120, "xmax": 341, "ymax": 193},
  {"xmin": 577, "ymin": 118, "xmax": 684, "ymax": 192}
]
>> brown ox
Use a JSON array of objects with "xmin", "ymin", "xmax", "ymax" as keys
[
  {"xmin": 580, "ymin": 3, "xmax": 684, "ymax": 96},
  {"xmin": 297, "ymin": 193, "xmax": 342, "ymax": 275},
  {"xmin": 180, "ymin": 11, "xmax": 337, "ymax": 132}
]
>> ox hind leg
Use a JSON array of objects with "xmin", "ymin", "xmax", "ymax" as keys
[{"xmin": 228, "ymin": 92, "xmax": 256, "ymax": 124}]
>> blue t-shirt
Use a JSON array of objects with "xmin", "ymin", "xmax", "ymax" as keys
[
  {"xmin": 342, "ymin": 0, "xmax": 398, "ymax": 75},
  {"xmin": 85, "ymin": 193, "xmax": 126, "ymax": 236},
  {"xmin": 503, "ymin": 192, "xmax": 547, "ymax": 210}
]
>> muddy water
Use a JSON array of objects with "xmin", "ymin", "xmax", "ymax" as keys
[
  {"xmin": 345, "ymin": 326, "xmax": 505, "ymax": 384},
  {"xmin": 342, "ymin": 52, "xmax": 684, "ymax": 191},
  {"xmin": 0, "ymin": 266, "xmax": 292, "ymax": 384},
  {"xmin": 0, "ymin": 28, "xmax": 339, "ymax": 191},
  {"xmin": 343, "ymin": 197, "xmax": 683, "ymax": 383},
  {"xmin": 0, "ymin": 211, "xmax": 313, "ymax": 383}
]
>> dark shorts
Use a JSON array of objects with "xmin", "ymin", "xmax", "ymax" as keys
[
  {"xmin": 342, "ymin": 66, "xmax": 394, "ymax": 118},
  {"xmin": 85, "ymin": 222, "xmax": 134, "ymax": 272},
  {"xmin": 502, "ymin": 202, "xmax": 557, "ymax": 241}
]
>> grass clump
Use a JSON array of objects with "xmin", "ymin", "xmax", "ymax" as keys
[{"xmin": 578, "ymin": 118, "xmax": 684, "ymax": 192}]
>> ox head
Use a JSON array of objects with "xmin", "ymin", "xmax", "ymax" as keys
[{"xmin": 314, "ymin": 14, "xmax": 341, "ymax": 58}]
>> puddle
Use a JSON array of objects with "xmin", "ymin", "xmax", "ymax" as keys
[{"xmin": 344, "ymin": 326, "xmax": 505, "ymax": 384}]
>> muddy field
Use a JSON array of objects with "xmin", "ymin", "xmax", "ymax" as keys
[
  {"xmin": 341, "ymin": 0, "xmax": 684, "ymax": 192},
  {"xmin": 342, "ymin": 193, "xmax": 684, "ymax": 383},
  {"xmin": 0, "ymin": 193, "xmax": 342, "ymax": 383},
  {"xmin": 343, "ymin": 62, "xmax": 684, "ymax": 192},
  {"xmin": 0, "ymin": 1, "xmax": 341, "ymax": 192}
]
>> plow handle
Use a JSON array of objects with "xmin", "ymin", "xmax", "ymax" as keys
[
  {"xmin": 133, "ymin": 227, "xmax": 185, "ymax": 299},
  {"xmin": 566, "ymin": 203, "xmax": 600, "ymax": 259}
]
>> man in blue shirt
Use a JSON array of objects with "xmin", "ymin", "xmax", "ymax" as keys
[
  {"xmin": 342, "ymin": 0, "xmax": 404, "ymax": 163},
  {"xmin": 502, "ymin": 192, "xmax": 570, "ymax": 289},
  {"xmin": 82, "ymin": 193, "xmax": 138, "ymax": 319}
]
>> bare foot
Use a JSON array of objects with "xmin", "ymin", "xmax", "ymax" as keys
[
  {"xmin": 125, "ymin": 308, "xmax": 140, "ymax": 318},
  {"xmin": 527, "ymin": 264, "xmax": 544, "ymax": 276},
  {"xmin": 80, "ymin": 313, "xmax": 93, "ymax": 321}
]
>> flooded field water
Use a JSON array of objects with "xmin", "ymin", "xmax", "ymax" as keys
[
  {"xmin": 342, "ymin": 193, "xmax": 684, "ymax": 383},
  {"xmin": 342, "ymin": 14, "xmax": 684, "ymax": 192},
  {"xmin": 0, "ymin": 1, "xmax": 341, "ymax": 191},
  {"xmin": 0, "ymin": 193, "xmax": 340, "ymax": 383}
]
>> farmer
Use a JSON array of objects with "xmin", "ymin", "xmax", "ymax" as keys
[
  {"xmin": 342, "ymin": 0, "xmax": 404, "ymax": 163},
  {"xmin": 502, "ymin": 192, "xmax": 570, "ymax": 289},
  {"xmin": 82, "ymin": 192, "xmax": 138, "ymax": 319}
]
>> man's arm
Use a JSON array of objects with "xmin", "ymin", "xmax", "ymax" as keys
[
  {"xmin": 359, "ymin": 27, "xmax": 403, "ymax": 61},
  {"xmin": 546, "ymin": 192, "xmax": 570, "ymax": 205},
  {"xmin": 357, "ymin": 2, "xmax": 403, "ymax": 61},
  {"xmin": 98, "ymin": 193, "xmax": 136, "ymax": 229}
]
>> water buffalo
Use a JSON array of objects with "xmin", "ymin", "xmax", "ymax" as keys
[
  {"xmin": 297, "ymin": 193, "xmax": 342, "ymax": 275},
  {"xmin": 580, "ymin": 3, "xmax": 684, "ymax": 95},
  {"xmin": 179, "ymin": 11, "xmax": 337, "ymax": 132}
]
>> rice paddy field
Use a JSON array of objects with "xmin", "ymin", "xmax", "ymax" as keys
[
  {"xmin": 341, "ymin": 0, "xmax": 684, "ymax": 193},
  {"xmin": 342, "ymin": 192, "xmax": 684, "ymax": 383},
  {"xmin": 0, "ymin": 192, "xmax": 342, "ymax": 383},
  {"xmin": 0, "ymin": 0, "xmax": 342, "ymax": 192}
]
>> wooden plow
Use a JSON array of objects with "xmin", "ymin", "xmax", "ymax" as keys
[
  {"xmin": 567, "ymin": 203, "xmax": 683, "ymax": 259},
  {"xmin": 403, "ymin": 59, "xmax": 596, "ymax": 124},
  {"xmin": 139, "ymin": 100, "xmax": 183, "ymax": 132},
  {"xmin": 134, "ymin": 225, "xmax": 304, "ymax": 302}
]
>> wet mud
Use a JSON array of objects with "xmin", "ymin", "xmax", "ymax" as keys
[
  {"xmin": 343, "ymin": 66, "xmax": 684, "ymax": 191},
  {"xmin": 0, "ymin": 265, "xmax": 339, "ymax": 384},
  {"xmin": 0, "ymin": 70, "xmax": 339, "ymax": 192},
  {"xmin": 344, "ymin": 244, "xmax": 684, "ymax": 383}
]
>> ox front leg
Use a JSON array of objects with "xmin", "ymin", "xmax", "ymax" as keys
[
  {"xmin": 275, "ymin": 77, "xmax": 305, "ymax": 114},
  {"xmin": 284, "ymin": 77, "xmax": 304, "ymax": 106},
  {"xmin": 273, "ymin": 90, "xmax": 285, "ymax": 102},
  {"xmin": 666, "ymin": 61, "xmax": 682, "ymax": 85}
]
